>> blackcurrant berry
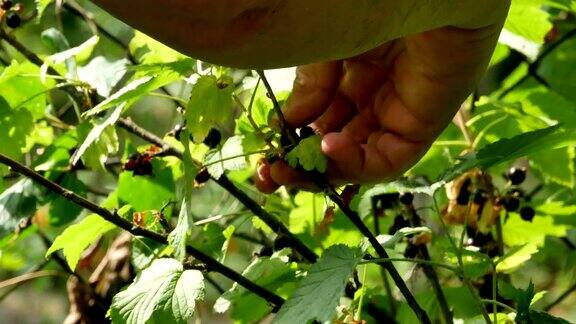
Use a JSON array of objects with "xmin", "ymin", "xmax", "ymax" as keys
[
  {"xmin": 388, "ymin": 214, "xmax": 410, "ymax": 235},
  {"xmin": 520, "ymin": 206, "xmax": 536, "ymax": 222},
  {"xmin": 133, "ymin": 158, "xmax": 153, "ymax": 176},
  {"xmin": 258, "ymin": 246, "xmax": 273, "ymax": 257},
  {"xmin": 1, "ymin": 0, "xmax": 13, "ymax": 10},
  {"xmin": 195, "ymin": 168, "xmax": 211, "ymax": 184},
  {"xmin": 279, "ymin": 133, "xmax": 291, "ymax": 149},
  {"xmin": 299, "ymin": 126, "xmax": 315, "ymax": 139},
  {"xmin": 507, "ymin": 167, "xmax": 527, "ymax": 185},
  {"xmin": 503, "ymin": 196, "xmax": 520, "ymax": 212},
  {"xmin": 373, "ymin": 193, "xmax": 399, "ymax": 211},
  {"xmin": 399, "ymin": 192, "xmax": 414, "ymax": 205},
  {"xmin": 473, "ymin": 189, "xmax": 488, "ymax": 205},
  {"xmin": 456, "ymin": 178, "xmax": 472, "ymax": 205},
  {"xmin": 404, "ymin": 243, "xmax": 419, "ymax": 259},
  {"xmin": 203, "ymin": 128, "xmax": 221, "ymax": 148},
  {"xmin": 472, "ymin": 232, "xmax": 493, "ymax": 247},
  {"xmin": 124, "ymin": 159, "xmax": 137, "ymax": 171},
  {"xmin": 5, "ymin": 12, "xmax": 20, "ymax": 29},
  {"xmin": 273, "ymin": 234, "xmax": 292, "ymax": 251}
]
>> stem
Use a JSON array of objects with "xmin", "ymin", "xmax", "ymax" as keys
[
  {"xmin": 373, "ymin": 209, "xmax": 397, "ymax": 317},
  {"xmin": 260, "ymin": 72, "xmax": 430, "ymax": 323},
  {"xmin": 432, "ymin": 196, "xmax": 491, "ymax": 324},
  {"xmin": 480, "ymin": 299, "xmax": 516, "ymax": 313},
  {"xmin": 0, "ymin": 259, "xmax": 50, "ymax": 303},
  {"xmin": 0, "ymin": 153, "xmax": 285, "ymax": 308},
  {"xmin": 361, "ymin": 258, "xmax": 460, "ymax": 274},
  {"xmin": 2, "ymin": 23, "xmax": 318, "ymax": 265},
  {"xmin": 544, "ymin": 282, "xmax": 576, "ymax": 312},
  {"xmin": 0, "ymin": 270, "xmax": 63, "ymax": 290},
  {"xmin": 409, "ymin": 207, "xmax": 453, "ymax": 324},
  {"xmin": 256, "ymin": 70, "xmax": 299, "ymax": 144}
]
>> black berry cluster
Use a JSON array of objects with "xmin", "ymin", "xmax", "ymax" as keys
[
  {"xmin": 195, "ymin": 168, "xmax": 211, "ymax": 185},
  {"xmin": 2, "ymin": 1, "xmax": 22, "ymax": 29},
  {"xmin": 203, "ymin": 128, "xmax": 222, "ymax": 148},
  {"xmin": 123, "ymin": 152, "xmax": 153, "ymax": 176},
  {"xmin": 501, "ymin": 167, "xmax": 536, "ymax": 222}
]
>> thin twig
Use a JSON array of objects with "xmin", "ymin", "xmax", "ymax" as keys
[
  {"xmin": 0, "ymin": 259, "xmax": 50, "ymax": 303},
  {"xmin": 544, "ymin": 282, "xmax": 576, "ymax": 312},
  {"xmin": 256, "ymin": 70, "xmax": 298, "ymax": 144},
  {"xmin": 259, "ymin": 72, "xmax": 430, "ymax": 324},
  {"xmin": 373, "ymin": 208, "xmax": 397, "ymax": 317},
  {"xmin": 0, "ymin": 152, "xmax": 285, "ymax": 308},
  {"xmin": 0, "ymin": 270, "xmax": 62, "ymax": 290},
  {"xmin": 1, "ymin": 24, "xmax": 317, "ymax": 265},
  {"xmin": 117, "ymin": 118, "xmax": 318, "ymax": 262},
  {"xmin": 409, "ymin": 208, "xmax": 453, "ymax": 324}
]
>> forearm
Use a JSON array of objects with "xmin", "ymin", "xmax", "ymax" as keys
[{"xmin": 90, "ymin": 0, "xmax": 510, "ymax": 69}]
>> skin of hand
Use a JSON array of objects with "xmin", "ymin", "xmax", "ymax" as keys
[
  {"xmin": 89, "ymin": 0, "xmax": 511, "ymax": 192},
  {"xmin": 255, "ymin": 23, "xmax": 508, "ymax": 193}
]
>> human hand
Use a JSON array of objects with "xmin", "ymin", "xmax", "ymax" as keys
[{"xmin": 255, "ymin": 25, "xmax": 504, "ymax": 193}]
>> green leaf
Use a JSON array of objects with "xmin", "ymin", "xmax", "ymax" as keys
[
  {"xmin": 285, "ymin": 135, "xmax": 327, "ymax": 173},
  {"xmin": 502, "ymin": 0, "xmax": 552, "ymax": 57},
  {"xmin": 496, "ymin": 244, "xmax": 539, "ymax": 273},
  {"xmin": 75, "ymin": 121, "xmax": 119, "ymax": 172},
  {"xmin": 117, "ymin": 160, "xmax": 176, "ymax": 212},
  {"xmin": 502, "ymin": 213, "xmax": 567, "ymax": 247},
  {"xmin": 214, "ymin": 251, "xmax": 297, "ymax": 322},
  {"xmin": 46, "ymin": 173, "xmax": 87, "ymax": 226},
  {"xmin": 539, "ymin": 36, "xmax": 576, "ymax": 102},
  {"xmin": 41, "ymin": 35, "xmax": 99, "ymax": 80},
  {"xmin": 499, "ymin": 281, "xmax": 535, "ymax": 323},
  {"xmin": 0, "ymin": 96, "xmax": 35, "ymax": 176},
  {"xmin": 168, "ymin": 199, "xmax": 191, "ymax": 262},
  {"xmin": 273, "ymin": 245, "xmax": 361, "ymax": 324},
  {"xmin": 131, "ymin": 237, "xmax": 166, "ymax": 272},
  {"xmin": 0, "ymin": 179, "xmax": 42, "ymax": 238},
  {"xmin": 129, "ymin": 31, "xmax": 189, "ymax": 64},
  {"xmin": 36, "ymin": 0, "xmax": 55, "ymax": 18},
  {"xmin": 109, "ymin": 258, "xmax": 204, "ymax": 324},
  {"xmin": 84, "ymin": 72, "xmax": 181, "ymax": 117},
  {"xmin": 71, "ymin": 105, "xmax": 123, "ymax": 167},
  {"xmin": 0, "ymin": 62, "xmax": 50, "ymax": 120},
  {"xmin": 205, "ymin": 136, "xmax": 247, "ymax": 179},
  {"xmin": 186, "ymin": 75, "xmax": 234, "ymax": 144},
  {"xmin": 46, "ymin": 214, "xmax": 115, "ymax": 270},
  {"xmin": 376, "ymin": 227, "xmax": 432, "ymax": 249},
  {"xmin": 439, "ymin": 126, "xmax": 576, "ymax": 182},
  {"xmin": 529, "ymin": 310, "xmax": 571, "ymax": 324},
  {"xmin": 78, "ymin": 57, "xmax": 129, "ymax": 97},
  {"xmin": 193, "ymin": 223, "xmax": 226, "ymax": 260},
  {"xmin": 288, "ymin": 192, "xmax": 324, "ymax": 235}
]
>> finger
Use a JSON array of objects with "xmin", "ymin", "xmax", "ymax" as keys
[
  {"xmin": 269, "ymin": 160, "xmax": 316, "ymax": 188},
  {"xmin": 371, "ymin": 82, "xmax": 442, "ymax": 142},
  {"xmin": 283, "ymin": 62, "xmax": 342, "ymax": 127},
  {"xmin": 254, "ymin": 159, "xmax": 280, "ymax": 194},
  {"xmin": 322, "ymin": 131, "xmax": 429, "ymax": 183},
  {"xmin": 339, "ymin": 59, "xmax": 387, "ymax": 108},
  {"xmin": 321, "ymin": 132, "xmax": 365, "ymax": 181},
  {"xmin": 312, "ymin": 93, "xmax": 356, "ymax": 134},
  {"xmin": 340, "ymin": 108, "xmax": 380, "ymax": 143},
  {"xmin": 362, "ymin": 132, "xmax": 429, "ymax": 180}
]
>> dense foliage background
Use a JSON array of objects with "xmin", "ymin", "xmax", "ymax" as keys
[{"xmin": 1, "ymin": 0, "xmax": 576, "ymax": 323}]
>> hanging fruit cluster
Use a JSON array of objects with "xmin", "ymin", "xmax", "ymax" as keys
[
  {"xmin": 443, "ymin": 167, "xmax": 536, "ymax": 227},
  {"xmin": 1, "ymin": 0, "xmax": 23, "ymax": 29},
  {"xmin": 372, "ymin": 191, "xmax": 433, "ymax": 259}
]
